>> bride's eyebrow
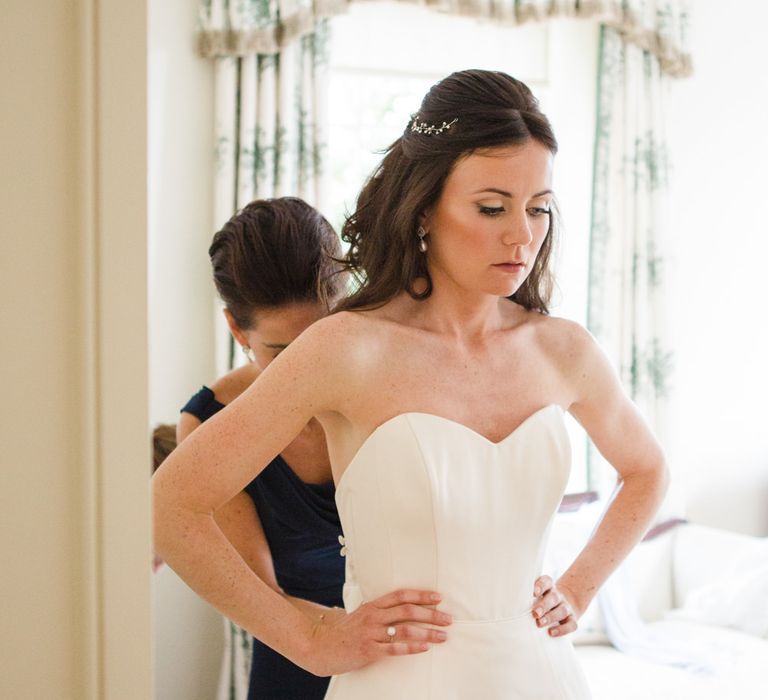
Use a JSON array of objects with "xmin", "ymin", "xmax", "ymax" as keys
[
  {"xmin": 473, "ymin": 187, "xmax": 512, "ymax": 197},
  {"xmin": 472, "ymin": 188, "xmax": 553, "ymax": 198}
]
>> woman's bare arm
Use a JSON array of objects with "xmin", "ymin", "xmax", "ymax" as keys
[
  {"xmin": 177, "ymin": 414, "xmax": 281, "ymax": 591},
  {"xmin": 155, "ymin": 320, "xmax": 351, "ymax": 662},
  {"xmin": 178, "ymin": 413, "xmax": 339, "ymax": 622},
  {"xmin": 556, "ymin": 323, "xmax": 669, "ymax": 616},
  {"xmin": 154, "ymin": 316, "xmax": 450, "ymax": 675}
]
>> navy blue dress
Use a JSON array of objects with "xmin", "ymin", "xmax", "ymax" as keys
[{"xmin": 181, "ymin": 386, "xmax": 344, "ymax": 700}]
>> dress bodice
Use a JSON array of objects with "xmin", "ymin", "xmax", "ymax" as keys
[
  {"xmin": 335, "ymin": 404, "xmax": 570, "ymax": 622},
  {"xmin": 327, "ymin": 404, "xmax": 592, "ymax": 698}
]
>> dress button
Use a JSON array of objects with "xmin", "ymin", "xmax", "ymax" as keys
[{"xmin": 338, "ymin": 535, "xmax": 347, "ymax": 557}]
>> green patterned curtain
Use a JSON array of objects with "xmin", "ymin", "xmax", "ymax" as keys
[
  {"xmin": 209, "ymin": 27, "xmax": 331, "ymax": 216},
  {"xmin": 587, "ymin": 19, "xmax": 683, "ymax": 493}
]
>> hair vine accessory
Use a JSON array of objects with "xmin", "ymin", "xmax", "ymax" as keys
[{"xmin": 410, "ymin": 114, "xmax": 458, "ymax": 136}]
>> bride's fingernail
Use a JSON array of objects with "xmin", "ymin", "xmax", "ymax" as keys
[
  {"xmin": 534, "ymin": 607, "xmax": 543, "ymax": 617},
  {"xmin": 431, "ymin": 593, "xmax": 442, "ymax": 602}
]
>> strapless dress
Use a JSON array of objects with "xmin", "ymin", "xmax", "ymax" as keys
[{"xmin": 325, "ymin": 404, "xmax": 592, "ymax": 699}]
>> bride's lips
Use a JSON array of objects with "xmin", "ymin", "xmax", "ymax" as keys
[{"xmin": 492, "ymin": 262, "xmax": 526, "ymax": 272}]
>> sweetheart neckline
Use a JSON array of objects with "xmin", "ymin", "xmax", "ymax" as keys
[{"xmin": 336, "ymin": 404, "xmax": 564, "ymax": 492}]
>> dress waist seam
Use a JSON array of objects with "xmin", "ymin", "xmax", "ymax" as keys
[{"xmin": 449, "ymin": 609, "xmax": 532, "ymax": 625}]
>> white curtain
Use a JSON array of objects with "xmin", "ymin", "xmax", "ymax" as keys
[{"xmin": 587, "ymin": 20, "xmax": 682, "ymax": 496}]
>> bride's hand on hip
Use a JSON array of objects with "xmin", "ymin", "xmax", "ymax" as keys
[
  {"xmin": 303, "ymin": 589, "xmax": 452, "ymax": 676},
  {"xmin": 531, "ymin": 575, "xmax": 580, "ymax": 638}
]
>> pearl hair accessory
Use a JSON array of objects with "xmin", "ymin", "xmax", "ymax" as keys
[{"xmin": 410, "ymin": 114, "xmax": 458, "ymax": 135}]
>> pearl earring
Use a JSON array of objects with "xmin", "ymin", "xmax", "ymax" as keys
[{"xmin": 417, "ymin": 226, "xmax": 428, "ymax": 253}]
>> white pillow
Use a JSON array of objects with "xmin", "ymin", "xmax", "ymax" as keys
[{"xmin": 666, "ymin": 539, "xmax": 768, "ymax": 638}]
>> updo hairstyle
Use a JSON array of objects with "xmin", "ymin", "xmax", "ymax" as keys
[{"xmin": 209, "ymin": 197, "xmax": 344, "ymax": 329}]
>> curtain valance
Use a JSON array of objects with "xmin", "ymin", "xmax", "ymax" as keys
[
  {"xmin": 198, "ymin": 0, "xmax": 346, "ymax": 57},
  {"xmin": 198, "ymin": 0, "xmax": 692, "ymax": 77}
]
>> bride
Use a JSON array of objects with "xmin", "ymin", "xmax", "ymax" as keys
[{"xmin": 153, "ymin": 69, "xmax": 668, "ymax": 698}]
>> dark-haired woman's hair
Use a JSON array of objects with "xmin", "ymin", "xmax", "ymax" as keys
[
  {"xmin": 152, "ymin": 424, "xmax": 176, "ymax": 474},
  {"xmin": 209, "ymin": 197, "xmax": 344, "ymax": 329},
  {"xmin": 336, "ymin": 69, "xmax": 559, "ymax": 314}
]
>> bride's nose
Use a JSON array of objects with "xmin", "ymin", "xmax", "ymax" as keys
[{"xmin": 501, "ymin": 212, "xmax": 533, "ymax": 247}]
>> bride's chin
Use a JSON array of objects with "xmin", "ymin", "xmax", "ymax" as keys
[{"xmin": 482, "ymin": 282, "xmax": 523, "ymax": 298}]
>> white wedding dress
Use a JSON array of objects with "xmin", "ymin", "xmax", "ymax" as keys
[{"xmin": 325, "ymin": 404, "xmax": 592, "ymax": 699}]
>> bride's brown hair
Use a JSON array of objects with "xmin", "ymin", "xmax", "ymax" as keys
[{"xmin": 336, "ymin": 69, "xmax": 559, "ymax": 314}]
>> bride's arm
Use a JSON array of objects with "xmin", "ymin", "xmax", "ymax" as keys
[
  {"xmin": 179, "ymin": 417, "xmax": 339, "ymax": 622},
  {"xmin": 153, "ymin": 315, "xmax": 451, "ymax": 675},
  {"xmin": 554, "ymin": 323, "xmax": 670, "ymax": 619}
]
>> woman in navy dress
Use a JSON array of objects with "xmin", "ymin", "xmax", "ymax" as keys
[{"xmin": 177, "ymin": 197, "xmax": 347, "ymax": 700}]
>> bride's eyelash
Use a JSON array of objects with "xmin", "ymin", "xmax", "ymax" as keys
[
  {"xmin": 478, "ymin": 206, "xmax": 552, "ymax": 217},
  {"xmin": 479, "ymin": 206, "xmax": 505, "ymax": 216}
]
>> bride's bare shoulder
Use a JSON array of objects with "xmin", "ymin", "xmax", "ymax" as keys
[
  {"xmin": 301, "ymin": 308, "xmax": 391, "ymax": 340},
  {"xmin": 524, "ymin": 313, "xmax": 598, "ymax": 363},
  {"xmin": 535, "ymin": 313, "xmax": 592, "ymax": 341},
  {"xmin": 289, "ymin": 308, "xmax": 395, "ymax": 368}
]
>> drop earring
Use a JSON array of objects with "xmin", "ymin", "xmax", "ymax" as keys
[
  {"xmin": 417, "ymin": 226, "xmax": 428, "ymax": 253},
  {"xmin": 242, "ymin": 345, "xmax": 252, "ymax": 362}
]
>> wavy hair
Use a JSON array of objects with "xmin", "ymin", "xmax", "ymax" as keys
[{"xmin": 336, "ymin": 69, "xmax": 559, "ymax": 314}]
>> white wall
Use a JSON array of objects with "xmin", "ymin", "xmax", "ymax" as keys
[
  {"xmin": 148, "ymin": 1, "xmax": 223, "ymax": 698},
  {"xmin": 1, "ymin": 1, "xmax": 152, "ymax": 697},
  {"xmin": 148, "ymin": 0, "xmax": 218, "ymax": 424},
  {"xmin": 1, "ymin": 5, "xmax": 88, "ymax": 696},
  {"xmin": 665, "ymin": 0, "xmax": 768, "ymax": 536}
]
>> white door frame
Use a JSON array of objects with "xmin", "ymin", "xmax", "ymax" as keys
[{"xmin": 80, "ymin": 1, "xmax": 152, "ymax": 697}]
